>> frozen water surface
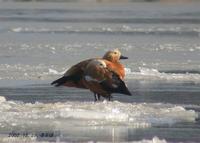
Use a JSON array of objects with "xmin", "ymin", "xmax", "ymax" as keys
[{"xmin": 0, "ymin": 1, "xmax": 200, "ymax": 143}]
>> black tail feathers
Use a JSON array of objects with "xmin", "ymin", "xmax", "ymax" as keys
[
  {"xmin": 117, "ymin": 80, "xmax": 132, "ymax": 96},
  {"xmin": 51, "ymin": 76, "xmax": 70, "ymax": 87},
  {"xmin": 51, "ymin": 74, "xmax": 82, "ymax": 87},
  {"xmin": 100, "ymin": 78, "xmax": 132, "ymax": 96}
]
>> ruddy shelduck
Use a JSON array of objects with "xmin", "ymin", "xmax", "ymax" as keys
[
  {"xmin": 51, "ymin": 49, "xmax": 129, "ymax": 101},
  {"xmin": 51, "ymin": 49, "xmax": 127, "ymax": 86},
  {"xmin": 82, "ymin": 59, "xmax": 131, "ymax": 101}
]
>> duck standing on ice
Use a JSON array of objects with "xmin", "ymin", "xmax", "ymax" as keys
[
  {"xmin": 51, "ymin": 49, "xmax": 131, "ymax": 101},
  {"xmin": 82, "ymin": 59, "xmax": 131, "ymax": 101}
]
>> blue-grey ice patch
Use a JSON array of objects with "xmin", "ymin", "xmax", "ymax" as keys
[{"xmin": 125, "ymin": 67, "xmax": 200, "ymax": 83}]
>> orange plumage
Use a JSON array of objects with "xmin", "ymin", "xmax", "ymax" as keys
[
  {"xmin": 51, "ymin": 49, "xmax": 129, "ymax": 101},
  {"xmin": 82, "ymin": 59, "xmax": 131, "ymax": 100},
  {"xmin": 51, "ymin": 49, "xmax": 127, "ymax": 88}
]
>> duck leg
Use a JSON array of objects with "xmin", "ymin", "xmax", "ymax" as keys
[
  {"xmin": 93, "ymin": 93, "xmax": 97, "ymax": 102},
  {"xmin": 97, "ymin": 94, "xmax": 101, "ymax": 101},
  {"xmin": 108, "ymin": 95, "xmax": 113, "ymax": 101}
]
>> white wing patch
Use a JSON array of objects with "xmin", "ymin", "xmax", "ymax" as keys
[
  {"xmin": 112, "ymin": 84, "xmax": 118, "ymax": 88},
  {"xmin": 85, "ymin": 75, "xmax": 98, "ymax": 82},
  {"xmin": 85, "ymin": 75, "xmax": 106, "ymax": 83}
]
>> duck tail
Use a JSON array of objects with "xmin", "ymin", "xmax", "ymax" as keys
[
  {"xmin": 51, "ymin": 76, "xmax": 72, "ymax": 87},
  {"xmin": 100, "ymin": 78, "xmax": 132, "ymax": 96},
  {"xmin": 117, "ymin": 79, "xmax": 132, "ymax": 96}
]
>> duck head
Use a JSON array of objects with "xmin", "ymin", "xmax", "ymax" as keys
[{"xmin": 103, "ymin": 49, "xmax": 128, "ymax": 62}]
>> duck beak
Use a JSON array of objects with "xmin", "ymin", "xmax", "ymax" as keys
[{"xmin": 120, "ymin": 55, "xmax": 128, "ymax": 60}]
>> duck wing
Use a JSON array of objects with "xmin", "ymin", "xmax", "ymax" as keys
[
  {"xmin": 100, "ymin": 70, "xmax": 132, "ymax": 96},
  {"xmin": 51, "ymin": 59, "xmax": 93, "ymax": 87}
]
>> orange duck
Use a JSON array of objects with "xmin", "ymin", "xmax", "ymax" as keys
[
  {"xmin": 51, "ymin": 49, "xmax": 128, "ymax": 101},
  {"xmin": 51, "ymin": 49, "xmax": 127, "ymax": 86},
  {"xmin": 82, "ymin": 59, "xmax": 131, "ymax": 101}
]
